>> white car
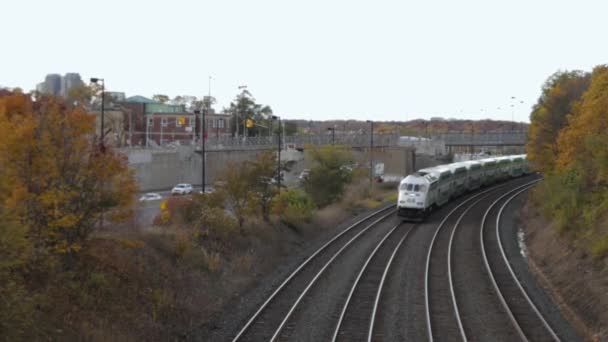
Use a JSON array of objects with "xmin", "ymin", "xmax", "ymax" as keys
[
  {"xmin": 171, "ymin": 183, "xmax": 193, "ymax": 195},
  {"xmin": 139, "ymin": 193, "xmax": 162, "ymax": 202},
  {"xmin": 298, "ymin": 169, "xmax": 310, "ymax": 183}
]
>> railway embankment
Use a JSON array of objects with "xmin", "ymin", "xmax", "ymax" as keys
[{"xmin": 521, "ymin": 203, "xmax": 608, "ymax": 341}]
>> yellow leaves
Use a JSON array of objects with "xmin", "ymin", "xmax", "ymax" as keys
[
  {"xmin": 0, "ymin": 91, "xmax": 137, "ymax": 259},
  {"xmin": 526, "ymin": 70, "xmax": 590, "ymax": 174},
  {"xmin": 118, "ymin": 239, "xmax": 144, "ymax": 250},
  {"xmin": 556, "ymin": 66, "xmax": 608, "ymax": 170}
]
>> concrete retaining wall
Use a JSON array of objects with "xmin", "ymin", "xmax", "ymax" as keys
[{"xmin": 125, "ymin": 146, "xmax": 434, "ymax": 192}]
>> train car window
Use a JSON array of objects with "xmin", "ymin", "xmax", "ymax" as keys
[{"xmin": 414, "ymin": 184, "xmax": 420, "ymax": 192}]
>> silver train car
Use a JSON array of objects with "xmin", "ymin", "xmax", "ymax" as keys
[{"xmin": 397, "ymin": 154, "xmax": 530, "ymax": 220}]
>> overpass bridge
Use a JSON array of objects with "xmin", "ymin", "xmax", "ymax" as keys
[{"xmin": 193, "ymin": 131, "xmax": 527, "ymax": 152}]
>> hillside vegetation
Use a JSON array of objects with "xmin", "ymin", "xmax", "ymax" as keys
[
  {"xmin": 527, "ymin": 65, "xmax": 608, "ymax": 260},
  {"xmin": 0, "ymin": 89, "xmax": 396, "ymax": 340}
]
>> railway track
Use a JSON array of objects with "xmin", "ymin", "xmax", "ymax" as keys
[
  {"xmin": 424, "ymin": 181, "xmax": 521, "ymax": 341},
  {"xmin": 331, "ymin": 222, "xmax": 415, "ymax": 342},
  {"xmin": 480, "ymin": 180, "xmax": 562, "ymax": 341},
  {"xmin": 424, "ymin": 175, "xmax": 563, "ymax": 342},
  {"xmin": 231, "ymin": 204, "xmax": 395, "ymax": 341},
  {"xmin": 230, "ymin": 175, "xmax": 571, "ymax": 341}
]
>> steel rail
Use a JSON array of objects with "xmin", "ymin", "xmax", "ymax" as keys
[
  {"xmin": 496, "ymin": 185, "xmax": 561, "ymax": 341},
  {"xmin": 269, "ymin": 211, "xmax": 395, "ymax": 341},
  {"xmin": 446, "ymin": 193, "xmax": 494, "ymax": 341},
  {"xmin": 330, "ymin": 222, "xmax": 406, "ymax": 341},
  {"xmin": 479, "ymin": 180, "xmax": 540, "ymax": 342},
  {"xmin": 425, "ymin": 184, "xmax": 512, "ymax": 341},
  {"xmin": 231, "ymin": 205, "xmax": 394, "ymax": 341},
  {"xmin": 367, "ymin": 223, "xmax": 415, "ymax": 341}
]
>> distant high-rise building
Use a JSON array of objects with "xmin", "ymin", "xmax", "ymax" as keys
[
  {"xmin": 60, "ymin": 73, "xmax": 84, "ymax": 98},
  {"xmin": 36, "ymin": 73, "xmax": 83, "ymax": 98},
  {"xmin": 39, "ymin": 74, "xmax": 62, "ymax": 96}
]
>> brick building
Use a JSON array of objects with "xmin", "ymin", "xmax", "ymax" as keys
[{"xmin": 120, "ymin": 96, "xmax": 231, "ymax": 147}]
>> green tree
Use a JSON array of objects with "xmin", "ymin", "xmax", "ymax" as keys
[
  {"xmin": 247, "ymin": 152, "xmax": 279, "ymax": 222},
  {"xmin": 217, "ymin": 161, "xmax": 256, "ymax": 228},
  {"xmin": 226, "ymin": 89, "xmax": 273, "ymax": 137},
  {"xmin": 152, "ymin": 94, "xmax": 170, "ymax": 103},
  {"xmin": 271, "ymin": 189, "xmax": 315, "ymax": 229},
  {"xmin": 526, "ymin": 70, "xmax": 590, "ymax": 173},
  {"xmin": 304, "ymin": 145, "xmax": 354, "ymax": 207}
]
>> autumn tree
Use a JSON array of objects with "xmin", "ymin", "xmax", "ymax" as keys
[
  {"xmin": 526, "ymin": 70, "xmax": 590, "ymax": 173},
  {"xmin": 0, "ymin": 211, "xmax": 34, "ymax": 340},
  {"xmin": 247, "ymin": 152, "xmax": 279, "ymax": 222},
  {"xmin": 152, "ymin": 94, "xmax": 170, "ymax": 103},
  {"xmin": 556, "ymin": 65, "xmax": 608, "ymax": 186},
  {"xmin": 0, "ymin": 91, "xmax": 137, "ymax": 266},
  {"xmin": 217, "ymin": 161, "xmax": 256, "ymax": 229},
  {"xmin": 304, "ymin": 145, "xmax": 354, "ymax": 207}
]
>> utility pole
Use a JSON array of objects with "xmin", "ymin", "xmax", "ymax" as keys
[
  {"xmin": 273, "ymin": 115, "xmax": 281, "ymax": 194},
  {"xmin": 366, "ymin": 120, "xmax": 374, "ymax": 189},
  {"xmin": 327, "ymin": 127, "xmax": 335, "ymax": 144},
  {"xmin": 196, "ymin": 110, "xmax": 206, "ymax": 191}
]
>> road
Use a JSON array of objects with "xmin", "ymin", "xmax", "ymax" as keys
[{"xmin": 135, "ymin": 186, "xmax": 209, "ymax": 228}]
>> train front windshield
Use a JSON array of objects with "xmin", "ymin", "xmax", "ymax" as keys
[{"xmin": 400, "ymin": 183, "xmax": 427, "ymax": 192}]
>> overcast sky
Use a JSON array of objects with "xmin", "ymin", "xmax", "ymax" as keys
[{"xmin": 2, "ymin": 0, "xmax": 606, "ymax": 122}]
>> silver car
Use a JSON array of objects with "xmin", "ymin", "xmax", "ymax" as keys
[{"xmin": 171, "ymin": 183, "xmax": 193, "ymax": 195}]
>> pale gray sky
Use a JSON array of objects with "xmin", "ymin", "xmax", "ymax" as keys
[{"xmin": 2, "ymin": 0, "xmax": 606, "ymax": 122}]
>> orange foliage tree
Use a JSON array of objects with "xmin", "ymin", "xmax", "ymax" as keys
[
  {"xmin": 526, "ymin": 70, "xmax": 590, "ymax": 174},
  {"xmin": 556, "ymin": 66, "xmax": 608, "ymax": 176},
  {"xmin": 0, "ymin": 91, "xmax": 136, "ymax": 264}
]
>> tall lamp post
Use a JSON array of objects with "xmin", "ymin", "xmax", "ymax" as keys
[
  {"xmin": 195, "ymin": 109, "xmax": 206, "ymax": 191},
  {"xmin": 272, "ymin": 115, "xmax": 281, "ymax": 193},
  {"xmin": 327, "ymin": 126, "xmax": 335, "ymax": 145},
  {"xmin": 366, "ymin": 120, "xmax": 374, "ymax": 188},
  {"xmin": 90, "ymin": 77, "xmax": 105, "ymax": 145}
]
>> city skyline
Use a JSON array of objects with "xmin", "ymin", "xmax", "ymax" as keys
[{"xmin": 3, "ymin": 0, "xmax": 607, "ymax": 123}]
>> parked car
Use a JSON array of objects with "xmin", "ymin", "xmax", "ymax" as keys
[
  {"xmin": 298, "ymin": 169, "xmax": 310, "ymax": 182},
  {"xmin": 199, "ymin": 185, "xmax": 216, "ymax": 194},
  {"xmin": 139, "ymin": 193, "xmax": 162, "ymax": 202},
  {"xmin": 171, "ymin": 183, "xmax": 193, "ymax": 195}
]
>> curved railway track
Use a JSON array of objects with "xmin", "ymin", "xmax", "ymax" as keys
[
  {"xmin": 424, "ymin": 182, "xmax": 520, "ymax": 341},
  {"xmin": 229, "ymin": 175, "xmax": 573, "ymax": 342},
  {"xmin": 232, "ymin": 205, "xmax": 395, "ymax": 341},
  {"xmin": 480, "ymin": 180, "xmax": 561, "ymax": 341},
  {"xmin": 331, "ymin": 222, "xmax": 415, "ymax": 341}
]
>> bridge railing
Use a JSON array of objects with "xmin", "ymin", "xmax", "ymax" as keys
[
  {"xmin": 434, "ymin": 131, "xmax": 527, "ymax": 145},
  {"xmin": 199, "ymin": 133, "xmax": 400, "ymax": 150}
]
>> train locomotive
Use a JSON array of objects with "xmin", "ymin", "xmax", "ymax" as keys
[{"xmin": 397, "ymin": 155, "xmax": 530, "ymax": 220}]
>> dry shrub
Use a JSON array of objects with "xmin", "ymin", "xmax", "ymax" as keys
[
  {"xmin": 201, "ymin": 248, "xmax": 222, "ymax": 273},
  {"xmin": 271, "ymin": 189, "xmax": 315, "ymax": 230},
  {"xmin": 314, "ymin": 203, "xmax": 349, "ymax": 229},
  {"xmin": 341, "ymin": 178, "xmax": 395, "ymax": 211},
  {"xmin": 234, "ymin": 253, "xmax": 254, "ymax": 273}
]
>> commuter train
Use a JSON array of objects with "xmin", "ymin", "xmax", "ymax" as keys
[{"xmin": 397, "ymin": 155, "xmax": 530, "ymax": 220}]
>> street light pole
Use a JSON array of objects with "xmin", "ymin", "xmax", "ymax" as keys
[
  {"xmin": 327, "ymin": 127, "xmax": 335, "ymax": 145},
  {"xmin": 273, "ymin": 115, "xmax": 281, "ymax": 194},
  {"xmin": 510, "ymin": 96, "xmax": 516, "ymax": 132},
  {"xmin": 90, "ymin": 77, "xmax": 105, "ymax": 146},
  {"xmin": 366, "ymin": 120, "xmax": 374, "ymax": 188},
  {"xmin": 196, "ymin": 110, "xmax": 206, "ymax": 191}
]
